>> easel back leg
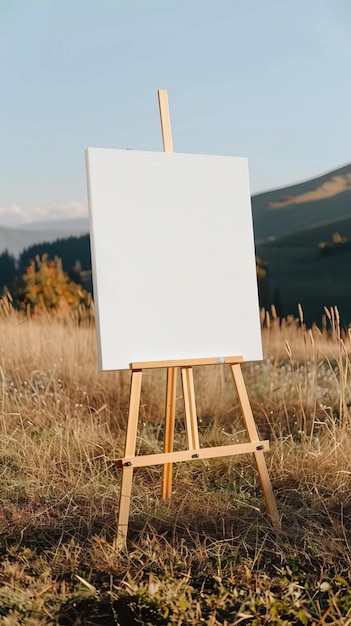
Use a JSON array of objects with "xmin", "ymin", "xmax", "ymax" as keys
[{"xmin": 181, "ymin": 367, "xmax": 200, "ymax": 450}]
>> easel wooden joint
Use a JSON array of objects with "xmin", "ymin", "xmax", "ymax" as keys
[{"xmin": 113, "ymin": 90, "xmax": 280, "ymax": 549}]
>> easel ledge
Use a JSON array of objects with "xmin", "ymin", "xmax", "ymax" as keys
[{"xmin": 130, "ymin": 356, "xmax": 243, "ymax": 369}]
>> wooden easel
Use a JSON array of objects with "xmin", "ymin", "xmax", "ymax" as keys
[{"xmin": 115, "ymin": 92, "xmax": 280, "ymax": 548}]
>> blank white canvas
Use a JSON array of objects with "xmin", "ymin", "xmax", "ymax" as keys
[{"xmin": 86, "ymin": 148, "xmax": 262, "ymax": 371}]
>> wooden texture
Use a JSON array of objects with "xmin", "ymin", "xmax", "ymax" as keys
[{"xmin": 161, "ymin": 367, "xmax": 177, "ymax": 499}]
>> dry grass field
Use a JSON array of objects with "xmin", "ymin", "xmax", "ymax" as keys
[{"xmin": 0, "ymin": 297, "xmax": 351, "ymax": 625}]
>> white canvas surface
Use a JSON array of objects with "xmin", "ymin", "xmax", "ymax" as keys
[{"xmin": 86, "ymin": 148, "xmax": 262, "ymax": 371}]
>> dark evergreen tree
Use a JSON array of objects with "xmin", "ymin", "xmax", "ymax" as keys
[
  {"xmin": 272, "ymin": 287, "xmax": 283, "ymax": 319},
  {"xmin": 256, "ymin": 256, "xmax": 270, "ymax": 310},
  {"xmin": 0, "ymin": 250, "xmax": 17, "ymax": 294}
]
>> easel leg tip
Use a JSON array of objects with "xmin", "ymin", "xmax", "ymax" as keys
[{"xmin": 113, "ymin": 533, "xmax": 128, "ymax": 552}]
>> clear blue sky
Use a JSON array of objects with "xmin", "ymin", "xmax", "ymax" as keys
[{"xmin": 1, "ymin": 0, "xmax": 350, "ymax": 226}]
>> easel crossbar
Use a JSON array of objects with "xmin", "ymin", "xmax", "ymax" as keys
[{"xmin": 115, "ymin": 440, "xmax": 269, "ymax": 469}]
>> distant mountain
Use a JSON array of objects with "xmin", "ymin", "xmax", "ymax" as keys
[
  {"xmin": 16, "ymin": 217, "xmax": 89, "ymax": 232},
  {"xmin": 0, "ymin": 218, "xmax": 89, "ymax": 256}
]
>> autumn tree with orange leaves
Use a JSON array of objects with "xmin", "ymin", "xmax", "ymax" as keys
[{"xmin": 17, "ymin": 255, "xmax": 91, "ymax": 314}]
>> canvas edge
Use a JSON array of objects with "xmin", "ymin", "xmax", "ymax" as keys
[{"xmin": 85, "ymin": 148, "xmax": 105, "ymax": 371}]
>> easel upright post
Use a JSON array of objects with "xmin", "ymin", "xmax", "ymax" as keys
[
  {"xmin": 158, "ymin": 89, "xmax": 173, "ymax": 152},
  {"xmin": 158, "ymin": 89, "xmax": 177, "ymax": 499}
]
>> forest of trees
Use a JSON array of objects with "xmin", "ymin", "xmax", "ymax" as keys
[{"xmin": 0, "ymin": 234, "xmax": 92, "ymax": 297}]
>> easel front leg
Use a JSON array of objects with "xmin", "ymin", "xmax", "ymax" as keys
[
  {"xmin": 162, "ymin": 367, "xmax": 177, "ymax": 499},
  {"xmin": 230, "ymin": 363, "xmax": 280, "ymax": 530},
  {"xmin": 116, "ymin": 369, "xmax": 142, "ymax": 548}
]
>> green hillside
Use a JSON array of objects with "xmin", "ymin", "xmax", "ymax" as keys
[
  {"xmin": 262, "ymin": 215, "xmax": 351, "ymax": 249},
  {"xmin": 256, "ymin": 239, "xmax": 351, "ymax": 326},
  {"xmin": 253, "ymin": 166, "xmax": 351, "ymax": 326},
  {"xmin": 252, "ymin": 162, "xmax": 351, "ymax": 242}
]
